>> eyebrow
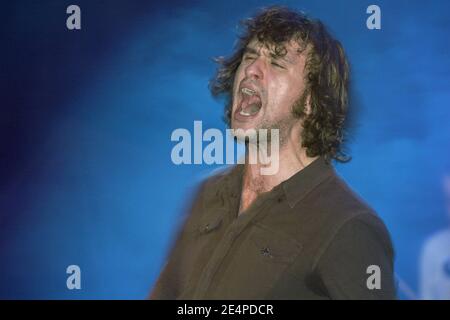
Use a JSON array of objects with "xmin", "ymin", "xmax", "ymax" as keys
[
  {"xmin": 243, "ymin": 46, "xmax": 295, "ymax": 65},
  {"xmin": 243, "ymin": 46, "xmax": 259, "ymax": 56}
]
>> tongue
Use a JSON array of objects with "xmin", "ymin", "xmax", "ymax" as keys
[{"xmin": 241, "ymin": 95, "xmax": 262, "ymax": 115}]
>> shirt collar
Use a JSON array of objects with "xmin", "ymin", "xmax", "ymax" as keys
[
  {"xmin": 209, "ymin": 156, "xmax": 334, "ymax": 212},
  {"xmin": 281, "ymin": 156, "xmax": 335, "ymax": 208}
]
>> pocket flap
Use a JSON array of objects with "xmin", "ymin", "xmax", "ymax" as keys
[
  {"xmin": 197, "ymin": 209, "xmax": 226, "ymax": 234},
  {"xmin": 249, "ymin": 224, "xmax": 302, "ymax": 264}
]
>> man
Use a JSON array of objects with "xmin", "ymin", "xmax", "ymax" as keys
[
  {"xmin": 150, "ymin": 6, "xmax": 396, "ymax": 299},
  {"xmin": 420, "ymin": 172, "xmax": 450, "ymax": 300}
]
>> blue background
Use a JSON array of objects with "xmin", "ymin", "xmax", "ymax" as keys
[{"xmin": 1, "ymin": 0, "xmax": 449, "ymax": 299}]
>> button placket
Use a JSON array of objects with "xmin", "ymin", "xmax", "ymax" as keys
[
  {"xmin": 193, "ymin": 182, "xmax": 284, "ymax": 298},
  {"xmin": 192, "ymin": 222, "xmax": 239, "ymax": 299}
]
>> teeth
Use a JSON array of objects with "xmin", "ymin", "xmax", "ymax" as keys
[
  {"xmin": 240, "ymin": 109, "xmax": 252, "ymax": 116},
  {"xmin": 241, "ymin": 87, "xmax": 255, "ymax": 96}
]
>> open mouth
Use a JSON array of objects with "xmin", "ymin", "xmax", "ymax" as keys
[{"xmin": 235, "ymin": 87, "xmax": 262, "ymax": 119}]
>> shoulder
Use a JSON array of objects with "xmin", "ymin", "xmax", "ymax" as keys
[
  {"xmin": 303, "ymin": 169, "xmax": 385, "ymax": 234},
  {"xmin": 301, "ymin": 169, "xmax": 394, "ymax": 262},
  {"xmin": 178, "ymin": 165, "xmax": 241, "ymax": 229},
  {"xmin": 196, "ymin": 164, "xmax": 244, "ymax": 198},
  {"xmin": 186, "ymin": 165, "xmax": 235, "ymax": 200},
  {"xmin": 203, "ymin": 164, "xmax": 236, "ymax": 185},
  {"xmin": 321, "ymin": 171, "xmax": 377, "ymax": 218}
]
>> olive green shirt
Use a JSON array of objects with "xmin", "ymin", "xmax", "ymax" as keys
[{"xmin": 150, "ymin": 157, "xmax": 396, "ymax": 299}]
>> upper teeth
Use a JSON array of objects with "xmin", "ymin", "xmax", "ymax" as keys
[{"xmin": 241, "ymin": 87, "xmax": 255, "ymax": 96}]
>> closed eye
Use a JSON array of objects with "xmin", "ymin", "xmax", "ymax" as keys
[{"xmin": 271, "ymin": 61, "xmax": 285, "ymax": 69}]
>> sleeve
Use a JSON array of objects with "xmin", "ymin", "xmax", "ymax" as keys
[
  {"xmin": 148, "ymin": 181, "xmax": 206, "ymax": 300},
  {"xmin": 315, "ymin": 212, "xmax": 397, "ymax": 300}
]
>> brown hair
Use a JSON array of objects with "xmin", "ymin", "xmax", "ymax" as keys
[{"xmin": 209, "ymin": 6, "xmax": 351, "ymax": 162}]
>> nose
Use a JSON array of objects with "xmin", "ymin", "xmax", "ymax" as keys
[{"xmin": 244, "ymin": 56, "xmax": 264, "ymax": 80}]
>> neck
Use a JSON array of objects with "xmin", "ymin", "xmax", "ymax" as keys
[
  {"xmin": 242, "ymin": 140, "xmax": 317, "ymax": 194},
  {"xmin": 239, "ymin": 126, "xmax": 318, "ymax": 214}
]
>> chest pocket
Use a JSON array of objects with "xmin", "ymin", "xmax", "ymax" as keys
[
  {"xmin": 211, "ymin": 223, "xmax": 303, "ymax": 299},
  {"xmin": 249, "ymin": 224, "xmax": 302, "ymax": 265}
]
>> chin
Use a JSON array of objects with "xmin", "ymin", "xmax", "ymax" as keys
[
  {"xmin": 231, "ymin": 120, "xmax": 258, "ymax": 132},
  {"xmin": 231, "ymin": 123, "xmax": 258, "ymax": 143}
]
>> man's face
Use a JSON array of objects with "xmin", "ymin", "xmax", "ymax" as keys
[{"xmin": 230, "ymin": 38, "xmax": 309, "ymax": 142}]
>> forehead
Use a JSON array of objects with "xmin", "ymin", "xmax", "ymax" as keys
[{"xmin": 245, "ymin": 38, "xmax": 304, "ymax": 62}]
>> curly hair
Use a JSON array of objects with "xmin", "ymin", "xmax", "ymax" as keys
[{"xmin": 209, "ymin": 6, "xmax": 351, "ymax": 163}]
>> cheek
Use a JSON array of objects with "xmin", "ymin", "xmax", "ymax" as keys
[
  {"xmin": 231, "ymin": 67, "xmax": 245, "ymax": 102},
  {"xmin": 268, "ymin": 81, "xmax": 295, "ymax": 112}
]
